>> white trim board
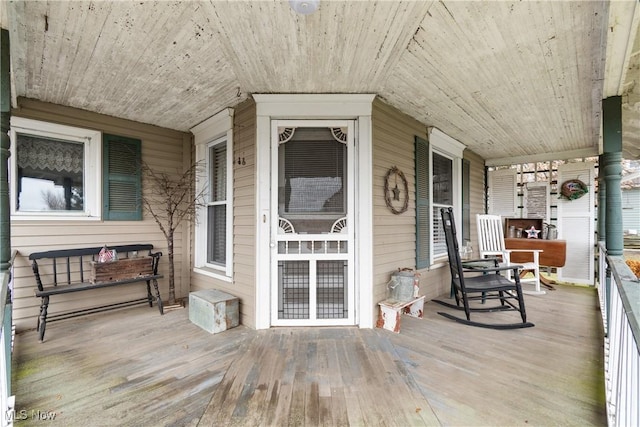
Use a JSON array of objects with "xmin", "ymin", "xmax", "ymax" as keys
[{"xmin": 254, "ymin": 94, "xmax": 375, "ymax": 329}]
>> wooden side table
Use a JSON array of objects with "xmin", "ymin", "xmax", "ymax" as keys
[{"xmin": 504, "ymin": 238, "xmax": 567, "ymax": 288}]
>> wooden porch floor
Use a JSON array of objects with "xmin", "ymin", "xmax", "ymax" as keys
[{"xmin": 12, "ymin": 284, "xmax": 606, "ymax": 426}]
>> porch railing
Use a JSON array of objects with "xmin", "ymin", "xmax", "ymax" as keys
[
  {"xmin": 597, "ymin": 242, "xmax": 639, "ymax": 427},
  {"xmin": 1, "ymin": 251, "xmax": 16, "ymax": 427}
]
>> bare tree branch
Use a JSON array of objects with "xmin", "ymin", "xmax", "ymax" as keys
[{"xmin": 141, "ymin": 160, "xmax": 207, "ymax": 304}]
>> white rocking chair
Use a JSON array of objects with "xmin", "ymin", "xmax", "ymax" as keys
[{"xmin": 476, "ymin": 214, "xmax": 545, "ymax": 295}]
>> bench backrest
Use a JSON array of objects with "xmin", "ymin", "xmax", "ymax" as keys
[{"xmin": 29, "ymin": 244, "xmax": 160, "ymax": 291}]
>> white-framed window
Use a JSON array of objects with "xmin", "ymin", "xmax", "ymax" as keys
[
  {"xmin": 416, "ymin": 128, "xmax": 465, "ymax": 267},
  {"xmin": 431, "ymin": 150, "xmax": 454, "ymax": 259},
  {"xmin": 205, "ymin": 138, "xmax": 228, "ymax": 266},
  {"xmin": 9, "ymin": 117, "xmax": 102, "ymax": 219},
  {"xmin": 191, "ymin": 109, "xmax": 234, "ymax": 278}
]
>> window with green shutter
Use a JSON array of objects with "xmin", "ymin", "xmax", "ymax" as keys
[
  {"xmin": 415, "ymin": 136, "xmax": 430, "ymax": 269},
  {"xmin": 103, "ymin": 134, "xmax": 142, "ymax": 220}
]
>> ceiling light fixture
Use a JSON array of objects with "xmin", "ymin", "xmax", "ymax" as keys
[{"xmin": 289, "ymin": 0, "xmax": 320, "ymax": 15}]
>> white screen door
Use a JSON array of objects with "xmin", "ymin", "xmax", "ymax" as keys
[{"xmin": 270, "ymin": 120, "xmax": 355, "ymax": 326}]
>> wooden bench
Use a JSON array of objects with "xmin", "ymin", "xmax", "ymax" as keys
[
  {"xmin": 29, "ymin": 244, "xmax": 164, "ymax": 341},
  {"xmin": 376, "ymin": 295, "xmax": 425, "ymax": 333}
]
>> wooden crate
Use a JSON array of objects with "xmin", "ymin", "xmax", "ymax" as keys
[
  {"xmin": 504, "ymin": 218, "xmax": 544, "ymax": 238},
  {"xmin": 90, "ymin": 257, "xmax": 153, "ymax": 283}
]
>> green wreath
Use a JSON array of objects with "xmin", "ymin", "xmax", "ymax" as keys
[{"xmin": 559, "ymin": 179, "xmax": 588, "ymax": 201}]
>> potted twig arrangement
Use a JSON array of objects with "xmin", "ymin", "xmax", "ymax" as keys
[{"xmin": 142, "ymin": 161, "xmax": 205, "ymax": 309}]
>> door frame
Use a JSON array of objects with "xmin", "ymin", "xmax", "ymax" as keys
[{"xmin": 254, "ymin": 94, "xmax": 375, "ymax": 329}]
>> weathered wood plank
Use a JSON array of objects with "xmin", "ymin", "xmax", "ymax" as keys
[{"xmin": 12, "ymin": 283, "xmax": 606, "ymax": 426}]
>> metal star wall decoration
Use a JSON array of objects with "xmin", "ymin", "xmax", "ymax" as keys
[
  {"xmin": 392, "ymin": 184, "xmax": 400, "ymax": 201},
  {"xmin": 526, "ymin": 226, "xmax": 541, "ymax": 239}
]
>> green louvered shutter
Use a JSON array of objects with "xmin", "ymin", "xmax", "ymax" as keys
[
  {"xmin": 462, "ymin": 159, "xmax": 471, "ymax": 242},
  {"xmin": 103, "ymin": 134, "xmax": 142, "ymax": 220},
  {"xmin": 415, "ymin": 136, "xmax": 430, "ymax": 268}
]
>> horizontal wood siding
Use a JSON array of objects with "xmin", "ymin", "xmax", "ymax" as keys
[
  {"xmin": 371, "ymin": 100, "xmax": 487, "ymax": 326},
  {"xmin": 372, "ymin": 100, "xmax": 446, "ymax": 322},
  {"xmin": 189, "ymin": 99, "xmax": 256, "ymax": 328},
  {"xmin": 231, "ymin": 99, "xmax": 256, "ymax": 328},
  {"xmin": 10, "ymin": 98, "xmax": 190, "ymax": 332}
]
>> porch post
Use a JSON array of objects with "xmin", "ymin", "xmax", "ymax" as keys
[
  {"xmin": 601, "ymin": 96, "xmax": 623, "ymax": 256},
  {"xmin": 0, "ymin": 29, "xmax": 11, "ymax": 270},
  {"xmin": 597, "ymin": 154, "xmax": 606, "ymax": 242}
]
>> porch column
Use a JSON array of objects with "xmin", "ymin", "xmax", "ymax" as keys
[
  {"xmin": 601, "ymin": 96, "xmax": 624, "ymax": 256},
  {"xmin": 0, "ymin": 29, "xmax": 11, "ymax": 270},
  {"xmin": 597, "ymin": 154, "xmax": 606, "ymax": 242}
]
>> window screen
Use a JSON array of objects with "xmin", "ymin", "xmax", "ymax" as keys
[
  {"xmin": 433, "ymin": 153, "xmax": 452, "ymax": 205},
  {"xmin": 207, "ymin": 142, "xmax": 227, "ymax": 265},
  {"xmin": 210, "ymin": 144, "xmax": 226, "ymax": 202},
  {"xmin": 432, "ymin": 152, "xmax": 453, "ymax": 258},
  {"xmin": 280, "ymin": 128, "xmax": 346, "ymax": 215},
  {"xmin": 16, "ymin": 134, "xmax": 84, "ymax": 212}
]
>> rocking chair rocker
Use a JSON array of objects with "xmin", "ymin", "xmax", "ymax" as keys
[{"xmin": 433, "ymin": 208, "xmax": 534, "ymax": 329}]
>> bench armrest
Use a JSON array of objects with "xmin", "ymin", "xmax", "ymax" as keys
[{"xmin": 149, "ymin": 251, "xmax": 162, "ymax": 275}]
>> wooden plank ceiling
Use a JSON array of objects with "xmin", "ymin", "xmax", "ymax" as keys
[{"xmin": 3, "ymin": 0, "xmax": 639, "ymax": 162}]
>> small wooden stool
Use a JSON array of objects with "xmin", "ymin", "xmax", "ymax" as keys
[{"xmin": 376, "ymin": 296, "xmax": 425, "ymax": 333}]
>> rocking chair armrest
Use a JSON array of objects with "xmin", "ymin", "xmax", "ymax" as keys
[
  {"xmin": 463, "ymin": 263, "xmax": 524, "ymax": 274},
  {"xmin": 462, "ymin": 257, "xmax": 500, "ymax": 268},
  {"xmin": 464, "ymin": 257, "xmax": 500, "ymax": 264},
  {"xmin": 504, "ymin": 249, "xmax": 543, "ymax": 254}
]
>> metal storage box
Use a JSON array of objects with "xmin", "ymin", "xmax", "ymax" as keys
[{"xmin": 189, "ymin": 289, "xmax": 239, "ymax": 334}]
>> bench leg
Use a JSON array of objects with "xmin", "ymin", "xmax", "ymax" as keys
[
  {"xmin": 152, "ymin": 278, "xmax": 164, "ymax": 315},
  {"xmin": 403, "ymin": 297, "xmax": 425, "ymax": 319},
  {"xmin": 38, "ymin": 296, "xmax": 49, "ymax": 342},
  {"xmin": 145, "ymin": 280, "xmax": 154, "ymax": 307},
  {"xmin": 378, "ymin": 305, "xmax": 402, "ymax": 333}
]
